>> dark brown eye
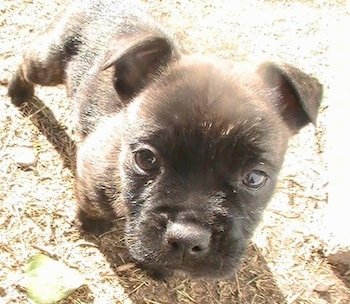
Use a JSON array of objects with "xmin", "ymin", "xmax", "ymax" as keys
[
  {"xmin": 133, "ymin": 148, "xmax": 160, "ymax": 174},
  {"xmin": 243, "ymin": 170, "xmax": 268, "ymax": 190}
]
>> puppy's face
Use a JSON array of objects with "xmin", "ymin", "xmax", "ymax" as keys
[{"xmin": 117, "ymin": 60, "xmax": 290, "ymax": 277}]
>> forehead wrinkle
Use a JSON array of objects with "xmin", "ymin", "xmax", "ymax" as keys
[
  {"xmin": 156, "ymin": 116, "xmax": 265, "ymax": 162},
  {"xmin": 133, "ymin": 91, "xmax": 273, "ymax": 151}
]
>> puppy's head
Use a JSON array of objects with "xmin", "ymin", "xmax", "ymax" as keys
[
  {"xmin": 101, "ymin": 37, "xmax": 322, "ymax": 277},
  {"xmin": 104, "ymin": 44, "xmax": 321, "ymax": 276}
]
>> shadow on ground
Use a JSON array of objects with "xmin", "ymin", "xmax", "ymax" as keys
[{"xmin": 15, "ymin": 97, "xmax": 77, "ymax": 172}]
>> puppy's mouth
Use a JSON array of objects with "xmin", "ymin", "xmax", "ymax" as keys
[
  {"xmin": 143, "ymin": 244, "xmax": 237, "ymax": 278},
  {"xmin": 126, "ymin": 217, "xmax": 243, "ymax": 277}
]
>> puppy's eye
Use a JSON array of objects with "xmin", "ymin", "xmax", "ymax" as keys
[
  {"xmin": 242, "ymin": 170, "xmax": 268, "ymax": 190},
  {"xmin": 133, "ymin": 148, "xmax": 160, "ymax": 174}
]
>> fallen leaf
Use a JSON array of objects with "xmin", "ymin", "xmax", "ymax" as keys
[{"xmin": 23, "ymin": 254, "xmax": 86, "ymax": 304}]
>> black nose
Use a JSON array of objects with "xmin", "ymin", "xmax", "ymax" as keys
[{"xmin": 164, "ymin": 222, "xmax": 211, "ymax": 258}]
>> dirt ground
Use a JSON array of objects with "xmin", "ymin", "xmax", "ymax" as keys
[{"xmin": 0, "ymin": 0, "xmax": 349, "ymax": 303}]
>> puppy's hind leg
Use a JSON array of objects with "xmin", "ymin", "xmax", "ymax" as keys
[{"xmin": 8, "ymin": 7, "xmax": 82, "ymax": 106}]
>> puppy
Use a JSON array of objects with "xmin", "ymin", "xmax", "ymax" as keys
[{"xmin": 8, "ymin": 0, "xmax": 322, "ymax": 279}]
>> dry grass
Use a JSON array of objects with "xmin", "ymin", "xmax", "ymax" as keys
[{"xmin": 1, "ymin": 0, "xmax": 349, "ymax": 303}]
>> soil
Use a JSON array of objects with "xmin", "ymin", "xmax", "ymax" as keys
[{"xmin": 0, "ymin": 0, "xmax": 349, "ymax": 303}]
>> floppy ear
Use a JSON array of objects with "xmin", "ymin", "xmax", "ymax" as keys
[
  {"xmin": 258, "ymin": 62, "xmax": 323, "ymax": 132},
  {"xmin": 101, "ymin": 35, "xmax": 178, "ymax": 100}
]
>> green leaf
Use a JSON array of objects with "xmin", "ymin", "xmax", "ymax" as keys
[{"xmin": 23, "ymin": 254, "xmax": 86, "ymax": 304}]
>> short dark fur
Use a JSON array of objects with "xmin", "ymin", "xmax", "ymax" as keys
[{"xmin": 8, "ymin": 0, "xmax": 322, "ymax": 279}]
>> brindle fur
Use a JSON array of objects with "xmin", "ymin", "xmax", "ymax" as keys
[{"xmin": 8, "ymin": 0, "xmax": 322, "ymax": 279}]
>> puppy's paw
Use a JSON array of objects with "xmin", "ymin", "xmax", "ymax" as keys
[
  {"xmin": 75, "ymin": 208, "xmax": 113, "ymax": 236},
  {"xmin": 138, "ymin": 263, "xmax": 173, "ymax": 281},
  {"xmin": 7, "ymin": 70, "xmax": 34, "ymax": 106}
]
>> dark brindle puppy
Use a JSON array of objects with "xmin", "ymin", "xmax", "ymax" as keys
[{"xmin": 8, "ymin": 0, "xmax": 322, "ymax": 279}]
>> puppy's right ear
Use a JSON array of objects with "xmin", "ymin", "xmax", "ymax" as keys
[{"xmin": 101, "ymin": 35, "xmax": 178, "ymax": 100}]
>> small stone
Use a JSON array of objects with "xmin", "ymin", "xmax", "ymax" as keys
[
  {"xmin": 313, "ymin": 283, "xmax": 331, "ymax": 293},
  {"xmin": 10, "ymin": 146, "xmax": 37, "ymax": 169},
  {"xmin": 0, "ymin": 76, "xmax": 9, "ymax": 85}
]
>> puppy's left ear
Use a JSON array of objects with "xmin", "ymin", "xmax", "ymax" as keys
[
  {"xmin": 258, "ymin": 62, "xmax": 323, "ymax": 133},
  {"xmin": 101, "ymin": 34, "xmax": 178, "ymax": 100}
]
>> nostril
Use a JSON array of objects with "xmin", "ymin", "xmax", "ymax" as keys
[
  {"xmin": 168, "ymin": 240, "xmax": 180, "ymax": 250},
  {"xmin": 191, "ymin": 245, "xmax": 203, "ymax": 253}
]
